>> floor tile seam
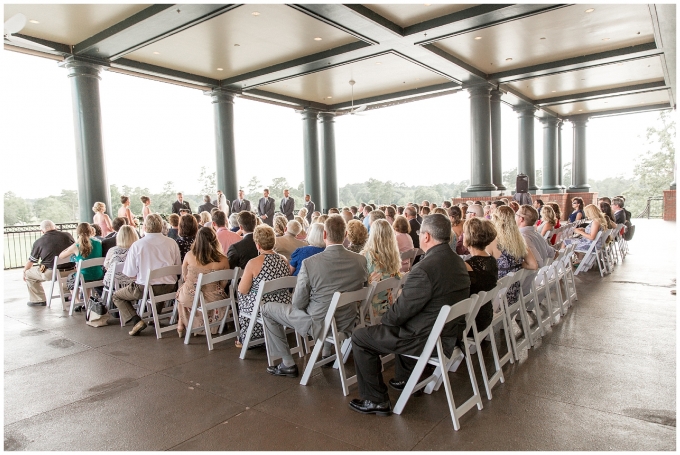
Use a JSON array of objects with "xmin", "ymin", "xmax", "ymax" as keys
[
  {"xmin": 407, "ymin": 414, "xmax": 450, "ymax": 451},
  {"xmin": 3, "ymin": 346, "xmax": 95, "ymax": 373},
  {"xmin": 544, "ymin": 339, "xmax": 677, "ymax": 366},
  {"xmin": 503, "ymin": 387, "xmax": 678, "ymax": 431}
]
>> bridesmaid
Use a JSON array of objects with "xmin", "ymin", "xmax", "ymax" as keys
[{"xmin": 117, "ymin": 196, "xmax": 138, "ymax": 228}]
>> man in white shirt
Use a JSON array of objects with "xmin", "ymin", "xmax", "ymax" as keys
[{"xmin": 112, "ymin": 214, "xmax": 181, "ymax": 336}]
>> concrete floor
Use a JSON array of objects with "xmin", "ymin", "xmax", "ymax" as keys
[{"xmin": 3, "ymin": 219, "xmax": 676, "ymax": 450}]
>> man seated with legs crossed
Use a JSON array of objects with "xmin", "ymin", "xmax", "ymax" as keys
[
  {"xmin": 260, "ymin": 215, "xmax": 368, "ymax": 378},
  {"xmin": 349, "ymin": 213, "xmax": 471, "ymax": 416},
  {"xmin": 113, "ymin": 214, "xmax": 181, "ymax": 336}
]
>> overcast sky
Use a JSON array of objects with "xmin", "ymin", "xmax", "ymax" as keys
[{"xmin": 2, "ymin": 49, "xmax": 664, "ymax": 199}]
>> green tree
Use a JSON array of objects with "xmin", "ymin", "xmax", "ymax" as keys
[
  {"xmin": 58, "ymin": 190, "xmax": 79, "ymax": 222},
  {"xmin": 33, "ymin": 197, "xmax": 72, "ymax": 223},
  {"xmin": 503, "ymin": 168, "xmax": 517, "ymax": 193},
  {"xmin": 562, "ymin": 162, "xmax": 572, "ymax": 188},
  {"xmin": 4, "ymin": 192, "xmax": 33, "ymax": 225},
  {"xmin": 199, "ymin": 166, "xmax": 217, "ymax": 195}
]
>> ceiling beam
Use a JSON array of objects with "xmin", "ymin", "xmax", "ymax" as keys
[
  {"xmin": 329, "ymin": 81, "xmax": 460, "ymax": 109},
  {"xmin": 649, "ymin": 4, "xmax": 676, "ymax": 108},
  {"xmin": 8, "ymin": 34, "xmax": 71, "ymax": 54},
  {"xmin": 535, "ymin": 81, "xmax": 669, "ymax": 106},
  {"xmin": 74, "ymin": 4, "xmax": 240, "ymax": 60},
  {"xmin": 571, "ymin": 103, "xmax": 672, "ymax": 120},
  {"xmin": 112, "ymin": 58, "xmax": 219, "ymax": 87},
  {"xmin": 244, "ymin": 89, "xmax": 330, "ymax": 110}
]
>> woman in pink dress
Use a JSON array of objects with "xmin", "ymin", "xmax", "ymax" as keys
[
  {"xmin": 140, "ymin": 196, "xmax": 152, "ymax": 220},
  {"xmin": 392, "ymin": 215, "xmax": 414, "ymax": 272},
  {"xmin": 92, "ymin": 202, "xmax": 113, "ymax": 237},
  {"xmin": 117, "ymin": 196, "xmax": 138, "ymax": 228}
]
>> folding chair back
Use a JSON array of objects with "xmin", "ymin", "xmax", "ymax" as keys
[
  {"xmin": 393, "ymin": 295, "xmax": 483, "ymax": 431},
  {"xmin": 500, "ymin": 269, "xmax": 531, "ymax": 360},
  {"xmin": 138, "ymin": 265, "xmax": 182, "ymax": 339},
  {"xmin": 185, "ymin": 268, "xmax": 241, "ymax": 350},
  {"xmin": 399, "ymin": 248, "xmax": 417, "ymax": 271},
  {"xmin": 46, "ymin": 256, "xmax": 75, "ymax": 309},
  {"xmin": 102, "ymin": 261, "xmax": 125, "ymax": 319},
  {"xmin": 300, "ymin": 287, "xmax": 371, "ymax": 396},
  {"xmin": 573, "ymin": 231, "xmax": 603, "ymax": 276},
  {"xmin": 360, "ymin": 276, "xmax": 401, "ymax": 326},
  {"xmin": 70, "ymin": 257, "xmax": 105, "ymax": 316}
]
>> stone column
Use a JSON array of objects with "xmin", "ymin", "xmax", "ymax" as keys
[
  {"xmin": 540, "ymin": 117, "xmax": 562, "ymax": 193},
  {"xmin": 568, "ymin": 115, "xmax": 591, "ymax": 192},
  {"xmin": 490, "ymin": 88, "xmax": 506, "ymax": 191},
  {"xmin": 318, "ymin": 112, "xmax": 339, "ymax": 212},
  {"xmin": 464, "ymin": 85, "xmax": 497, "ymax": 195},
  {"xmin": 60, "ymin": 57, "xmax": 111, "ymax": 222},
  {"xmin": 557, "ymin": 120, "xmax": 565, "ymax": 189},
  {"xmin": 301, "ymin": 108, "xmax": 322, "ymax": 209},
  {"xmin": 208, "ymin": 89, "xmax": 238, "ymax": 201},
  {"xmin": 515, "ymin": 106, "xmax": 538, "ymax": 192}
]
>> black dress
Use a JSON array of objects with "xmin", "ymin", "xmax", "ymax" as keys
[{"xmin": 466, "ymin": 255, "xmax": 499, "ymax": 334}]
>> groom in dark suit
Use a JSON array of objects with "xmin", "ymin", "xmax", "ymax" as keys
[
  {"xmin": 348, "ymin": 214, "xmax": 470, "ymax": 416},
  {"xmin": 257, "ymin": 189, "xmax": 275, "ymax": 226}
]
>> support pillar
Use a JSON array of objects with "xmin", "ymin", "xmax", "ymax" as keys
[
  {"xmin": 61, "ymin": 57, "xmax": 111, "ymax": 222},
  {"xmin": 568, "ymin": 115, "xmax": 591, "ymax": 192},
  {"xmin": 540, "ymin": 117, "xmax": 562, "ymax": 193},
  {"xmin": 464, "ymin": 85, "xmax": 498, "ymax": 196},
  {"xmin": 515, "ymin": 106, "xmax": 538, "ymax": 192},
  {"xmin": 557, "ymin": 120, "xmax": 565, "ymax": 189},
  {"xmin": 318, "ymin": 112, "xmax": 339, "ymax": 212},
  {"xmin": 490, "ymin": 89, "xmax": 506, "ymax": 191},
  {"xmin": 301, "ymin": 108, "xmax": 322, "ymax": 210},
  {"xmin": 208, "ymin": 89, "xmax": 238, "ymax": 200}
]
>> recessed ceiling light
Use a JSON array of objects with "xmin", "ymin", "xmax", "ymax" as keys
[
  {"xmin": 579, "ymin": 109, "xmax": 583, "ymax": 112},
  {"xmin": 602, "ymin": 38, "xmax": 610, "ymax": 41},
  {"xmin": 29, "ymin": 19, "xmax": 39, "ymax": 24},
  {"xmin": 251, "ymin": 11, "xmax": 260, "ymax": 16},
  {"xmin": 375, "ymin": 62, "xmax": 381, "ymax": 65},
  {"xmin": 424, "ymin": 3, "xmax": 431, "ymax": 6},
  {"xmin": 326, "ymin": 96, "xmax": 332, "ymax": 99},
  {"xmin": 234, "ymin": 44, "xmax": 240, "ymax": 47},
  {"xmin": 552, "ymin": 90, "xmax": 556, "ymax": 93},
  {"xmin": 506, "ymin": 58, "xmax": 513, "ymax": 61},
  {"xmin": 474, "ymin": 36, "xmax": 482, "ymax": 40},
  {"xmin": 314, "ymin": 37, "xmax": 322, "ymax": 41},
  {"xmin": 153, "ymin": 51, "xmax": 160, "ymax": 55},
  {"xmin": 217, "ymin": 68, "xmax": 223, "ymax": 71},
  {"xmin": 585, "ymin": 8, "xmax": 595, "ymax": 13}
]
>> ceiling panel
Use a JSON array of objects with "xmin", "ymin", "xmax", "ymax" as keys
[
  {"xmin": 364, "ymin": 4, "xmax": 478, "ymax": 28},
  {"xmin": 434, "ymin": 4, "xmax": 655, "ymax": 74},
  {"xmin": 261, "ymin": 53, "xmax": 450, "ymax": 105},
  {"xmin": 3, "ymin": 4, "xmax": 151, "ymax": 45},
  {"xmin": 507, "ymin": 56, "xmax": 666, "ymax": 100},
  {"xmin": 124, "ymin": 4, "xmax": 359, "ymax": 80},
  {"xmin": 552, "ymin": 90, "xmax": 670, "ymax": 116}
]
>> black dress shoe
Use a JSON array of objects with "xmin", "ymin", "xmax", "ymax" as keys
[
  {"xmin": 266, "ymin": 363, "xmax": 299, "ymax": 378},
  {"xmin": 27, "ymin": 301, "xmax": 46, "ymax": 307},
  {"xmin": 389, "ymin": 378, "xmax": 423, "ymax": 396},
  {"xmin": 349, "ymin": 399, "xmax": 393, "ymax": 416}
]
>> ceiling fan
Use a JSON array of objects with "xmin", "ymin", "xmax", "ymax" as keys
[
  {"xmin": 347, "ymin": 79, "xmax": 367, "ymax": 115},
  {"xmin": 4, "ymin": 13, "xmax": 55, "ymax": 51}
]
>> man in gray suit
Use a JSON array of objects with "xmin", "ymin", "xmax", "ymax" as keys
[
  {"xmin": 304, "ymin": 194, "xmax": 315, "ymax": 223},
  {"xmin": 257, "ymin": 188, "xmax": 275, "ymax": 226},
  {"xmin": 279, "ymin": 188, "xmax": 295, "ymax": 221},
  {"xmin": 261, "ymin": 215, "xmax": 368, "ymax": 378},
  {"xmin": 231, "ymin": 189, "xmax": 251, "ymax": 214}
]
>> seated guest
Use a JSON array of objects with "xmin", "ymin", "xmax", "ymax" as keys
[
  {"xmin": 508, "ymin": 201, "xmax": 520, "ymax": 213},
  {"xmin": 237, "ymin": 225, "xmax": 292, "ymax": 347},
  {"xmin": 102, "ymin": 217, "xmax": 127, "ymax": 257},
  {"xmin": 448, "ymin": 206, "xmax": 463, "ymax": 251},
  {"xmin": 274, "ymin": 220, "xmax": 307, "ymax": 261},
  {"xmin": 113, "ymin": 214, "xmax": 181, "ymax": 335},
  {"xmin": 117, "ymin": 196, "xmax": 138, "ymax": 228},
  {"xmin": 404, "ymin": 206, "xmax": 420, "ymax": 249},
  {"xmin": 351, "ymin": 206, "xmax": 360, "ymax": 218},
  {"xmin": 599, "ymin": 201, "xmax": 618, "ymax": 230},
  {"xmin": 361, "ymin": 219, "xmax": 401, "ymax": 320},
  {"xmin": 569, "ymin": 197, "xmax": 585, "ymax": 223},
  {"xmin": 228, "ymin": 213, "xmax": 240, "ymax": 232},
  {"xmin": 176, "ymin": 214, "xmax": 199, "ymax": 263},
  {"xmin": 533, "ymin": 199, "xmax": 544, "ymax": 217},
  {"xmin": 176, "ymin": 227, "xmax": 230, "ymax": 338},
  {"xmin": 614, "ymin": 195, "xmax": 632, "ymax": 221},
  {"xmin": 261, "ymin": 216, "xmax": 368, "ymax": 378},
  {"xmin": 227, "ymin": 211, "xmax": 258, "ymax": 270},
  {"xmin": 392, "ymin": 215, "xmax": 414, "ymax": 272},
  {"xmin": 103, "ymin": 225, "xmax": 139, "ymax": 291},
  {"xmin": 92, "ymin": 201, "xmax": 113, "ymax": 237},
  {"xmin": 213, "ymin": 210, "xmax": 241, "ymax": 254},
  {"xmin": 192, "ymin": 213, "xmax": 202, "ymax": 225},
  {"xmin": 346, "ymin": 219, "xmax": 368, "ymax": 254},
  {"xmin": 341, "ymin": 209, "xmax": 354, "ymax": 224},
  {"xmin": 328, "ymin": 208, "xmax": 340, "ymax": 215},
  {"xmin": 611, "ymin": 197, "xmax": 627, "ymax": 224},
  {"xmin": 23, "ymin": 220, "xmax": 75, "ymax": 306},
  {"xmin": 536, "ymin": 205, "xmax": 559, "ymax": 245},
  {"xmin": 294, "ymin": 215, "xmax": 308, "ymax": 240},
  {"xmin": 198, "ymin": 195, "xmax": 216, "ymax": 215},
  {"xmin": 315, "ymin": 214, "xmax": 329, "ymax": 225},
  {"xmin": 311, "ymin": 211, "xmax": 322, "ymax": 224},
  {"xmin": 564, "ymin": 204, "xmax": 607, "ymax": 262},
  {"xmin": 516, "ymin": 205, "xmax": 552, "ymax": 292},
  {"xmin": 368, "ymin": 209, "xmax": 386, "ymax": 232},
  {"xmin": 273, "ymin": 215, "xmax": 288, "ymax": 237},
  {"xmin": 297, "ymin": 208, "xmax": 308, "ymax": 224},
  {"xmin": 348, "ymin": 214, "xmax": 470, "ymax": 415},
  {"xmin": 362, "ymin": 205, "xmax": 373, "ymax": 231},
  {"xmin": 457, "ymin": 204, "xmax": 483, "ymax": 256},
  {"xmin": 59, "ymin": 223, "xmax": 104, "ymax": 304},
  {"xmin": 598, "ymin": 196, "xmax": 612, "ymax": 205},
  {"xmin": 167, "ymin": 214, "xmax": 180, "ymax": 240},
  {"xmin": 384, "ymin": 206, "xmax": 396, "ymax": 225},
  {"xmin": 420, "ymin": 206, "xmax": 430, "ymax": 218},
  {"xmin": 91, "ymin": 223, "xmax": 103, "ymax": 241},
  {"xmin": 289, "ymin": 223, "xmax": 325, "ymax": 276},
  {"xmin": 199, "ymin": 211, "xmax": 212, "ymax": 228},
  {"xmin": 431, "ymin": 207, "xmax": 447, "ymax": 216}
]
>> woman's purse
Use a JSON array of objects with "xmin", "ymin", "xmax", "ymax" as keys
[{"xmin": 86, "ymin": 295, "xmax": 109, "ymax": 327}]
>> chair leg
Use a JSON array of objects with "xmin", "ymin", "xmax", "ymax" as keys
[
  {"xmin": 300, "ymin": 335, "xmax": 325, "ymax": 386},
  {"xmin": 202, "ymin": 307, "xmax": 214, "ymax": 351}
]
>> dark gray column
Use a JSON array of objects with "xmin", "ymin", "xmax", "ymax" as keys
[
  {"xmin": 540, "ymin": 117, "xmax": 562, "ymax": 193},
  {"xmin": 318, "ymin": 112, "xmax": 338, "ymax": 212},
  {"xmin": 301, "ymin": 108, "xmax": 322, "ymax": 209},
  {"xmin": 208, "ymin": 89, "xmax": 238, "ymax": 200},
  {"xmin": 464, "ymin": 86, "xmax": 497, "ymax": 195},
  {"xmin": 568, "ymin": 115, "xmax": 591, "ymax": 192},
  {"xmin": 490, "ymin": 89, "xmax": 506, "ymax": 191},
  {"xmin": 557, "ymin": 120, "xmax": 565, "ymax": 189},
  {"xmin": 61, "ymin": 57, "xmax": 111, "ymax": 222},
  {"xmin": 515, "ymin": 106, "xmax": 538, "ymax": 192}
]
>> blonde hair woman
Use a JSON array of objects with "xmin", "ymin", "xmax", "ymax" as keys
[
  {"xmin": 199, "ymin": 211, "xmax": 212, "ymax": 227},
  {"xmin": 92, "ymin": 202, "xmax": 113, "ymax": 237},
  {"xmin": 360, "ymin": 219, "xmax": 401, "ymax": 320},
  {"xmin": 273, "ymin": 215, "xmax": 288, "ymax": 237},
  {"xmin": 294, "ymin": 215, "xmax": 308, "ymax": 240},
  {"xmin": 298, "ymin": 207, "xmax": 308, "ymax": 223},
  {"xmin": 536, "ymin": 205, "xmax": 557, "ymax": 238},
  {"xmin": 564, "ymin": 204, "xmax": 607, "ymax": 261},
  {"xmin": 489, "ymin": 206, "xmax": 537, "ymax": 305},
  {"xmin": 103, "ymin": 225, "xmax": 139, "ymax": 289}
]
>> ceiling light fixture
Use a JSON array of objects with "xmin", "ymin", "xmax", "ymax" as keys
[
  {"xmin": 602, "ymin": 38, "xmax": 610, "ymax": 41},
  {"xmin": 579, "ymin": 109, "xmax": 583, "ymax": 111},
  {"xmin": 474, "ymin": 36, "xmax": 482, "ymax": 40},
  {"xmin": 506, "ymin": 58, "xmax": 513, "ymax": 61},
  {"xmin": 314, "ymin": 37, "xmax": 322, "ymax": 41},
  {"xmin": 375, "ymin": 62, "xmax": 381, "ymax": 65},
  {"xmin": 251, "ymin": 11, "xmax": 260, "ymax": 16},
  {"xmin": 327, "ymin": 96, "xmax": 332, "ymax": 99},
  {"xmin": 424, "ymin": 3, "xmax": 431, "ymax": 6},
  {"xmin": 217, "ymin": 68, "xmax": 223, "ymax": 71},
  {"xmin": 153, "ymin": 51, "xmax": 160, "ymax": 54},
  {"xmin": 552, "ymin": 90, "xmax": 556, "ymax": 93},
  {"xmin": 585, "ymin": 8, "xmax": 595, "ymax": 13},
  {"xmin": 29, "ymin": 19, "xmax": 39, "ymax": 24}
]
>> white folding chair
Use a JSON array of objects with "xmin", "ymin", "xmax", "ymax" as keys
[
  {"xmin": 530, "ymin": 266, "xmax": 554, "ymax": 330},
  {"xmin": 517, "ymin": 269, "xmax": 546, "ymax": 346},
  {"xmin": 399, "ymin": 248, "xmax": 417, "ymax": 272},
  {"xmin": 360, "ymin": 276, "xmax": 402, "ymax": 326},
  {"xmin": 46, "ymin": 256, "xmax": 75, "ymax": 310},
  {"xmin": 393, "ymin": 295, "xmax": 483, "ymax": 431},
  {"xmin": 239, "ymin": 275, "xmax": 307, "ymax": 364},
  {"xmin": 185, "ymin": 268, "xmax": 241, "ymax": 351},
  {"xmin": 500, "ymin": 269, "xmax": 532, "ymax": 360},
  {"xmin": 101, "ymin": 261, "xmax": 125, "ymax": 321},
  {"xmin": 300, "ymin": 287, "xmax": 371, "ymax": 396},
  {"xmin": 137, "ymin": 265, "xmax": 182, "ymax": 339},
  {"xmin": 69, "ymin": 257, "xmax": 105, "ymax": 316},
  {"xmin": 559, "ymin": 244, "xmax": 578, "ymax": 306}
]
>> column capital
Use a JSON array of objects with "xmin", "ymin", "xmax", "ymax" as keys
[
  {"xmin": 467, "ymin": 85, "xmax": 492, "ymax": 97},
  {"xmin": 490, "ymin": 88, "xmax": 503, "ymax": 102},
  {"xmin": 513, "ymin": 105, "xmax": 536, "ymax": 117},
  {"xmin": 300, "ymin": 107, "xmax": 321, "ymax": 121},
  {"xmin": 59, "ymin": 56, "xmax": 106, "ymax": 80},
  {"xmin": 206, "ymin": 88, "xmax": 237, "ymax": 104},
  {"xmin": 318, "ymin": 111, "xmax": 336, "ymax": 122},
  {"xmin": 568, "ymin": 114, "xmax": 589, "ymax": 126},
  {"xmin": 540, "ymin": 116, "xmax": 560, "ymax": 126}
]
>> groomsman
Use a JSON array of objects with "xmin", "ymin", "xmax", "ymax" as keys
[
  {"xmin": 304, "ymin": 194, "xmax": 315, "ymax": 224},
  {"xmin": 258, "ymin": 189, "xmax": 275, "ymax": 226},
  {"xmin": 231, "ymin": 189, "xmax": 251, "ymax": 213},
  {"xmin": 280, "ymin": 189, "xmax": 295, "ymax": 221}
]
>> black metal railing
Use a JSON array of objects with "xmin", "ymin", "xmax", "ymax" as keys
[
  {"xmin": 3, "ymin": 223, "xmax": 78, "ymax": 270},
  {"xmin": 635, "ymin": 196, "xmax": 664, "ymax": 219}
]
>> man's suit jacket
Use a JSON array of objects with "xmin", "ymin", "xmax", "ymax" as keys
[
  {"xmin": 280, "ymin": 197, "xmax": 295, "ymax": 221},
  {"xmin": 226, "ymin": 233, "xmax": 258, "ymax": 270},
  {"xmin": 258, "ymin": 197, "xmax": 275, "ymax": 226},
  {"xmin": 408, "ymin": 218, "xmax": 421, "ymax": 249},
  {"xmin": 381, "ymin": 243, "xmax": 470, "ymax": 342},
  {"xmin": 231, "ymin": 199, "xmax": 251, "ymax": 214},
  {"xmin": 172, "ymin": 200, "xmax": 192, "ymax": 215},
  {"xmin": 198, "ymin": 202, "xmax": 216, "ymax": 214},
  {"xmin": 101, "ymin": 232, "xmax": 117, "ymax": 257},
  {"xmin": 613, "ymin": 209, "xmax": 626, "ymax": 225},
  {"xmin": 274, "ymin": 233, "xmax": 307, "ymax": 261},
  {"xmin": 304, "ymin": 200, "xmax": 315, "ymax": 223},
  {"xmin": 291, "ymin": 244, "xmax": 368, "ymax": 340}
]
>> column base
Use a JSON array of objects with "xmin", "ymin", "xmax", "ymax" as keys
[
  {"xmin": 493, "ymin": 184, "xmax": 507, "ymax": 191},
  {"xmin": 461, "ymin": 190, "xmax": 502, "ymax": 198},
  {"xmin": 567, "ymin": 185, "xmax": 591, "ymax": 193},
  {"xmin": 540, "ymin": 187, "xmax": 565, "ymax": 194}
]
